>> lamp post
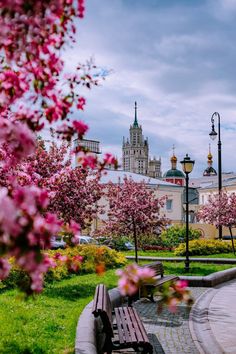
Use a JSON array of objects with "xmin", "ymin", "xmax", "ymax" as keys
[
  {"xmin": 180, "ymin": 154, "xmax": 195, "ymax": 273},
  {"xmin": 209, "ymin": 112, "xmax": 222, "ymax": 240}
]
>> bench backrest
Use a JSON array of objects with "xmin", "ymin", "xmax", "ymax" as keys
[
  {"xmin": 143, "ymin": 261, "xmax": 164, "ymax": 278},
  {"xmin": 92, "ymin": 284, "xmax": 113, "ymax": 337}
]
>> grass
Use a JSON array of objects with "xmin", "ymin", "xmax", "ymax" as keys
[
  {"xmin": 159, "ymin": 262, "xmax": 234, "ymax": 276},
  {"xmin": 123, "ymin": 250, "xmax": 236, "ymax": 258},
  {"xmin": 0, "ymin": 270, "xmax": 118, "ymax": 354},
  {"xmin": 0, "ymin": 260, "xmax": 235, "ymax": 353}
]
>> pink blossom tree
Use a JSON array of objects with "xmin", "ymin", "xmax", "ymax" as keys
[
  {"xmin": 48, "ymin": 167, "xmax": 103, "ymax": 230},
  {"xmin": 101, "ymin": 177, "xmax": 169, "ymax": 263},
  {"xmin": 0, "ymin": 1, "xmax": 117, "ymax": 293},
  {"xmin": 197, "ymin": 192, "xmax": 236, "ymax": 254}
]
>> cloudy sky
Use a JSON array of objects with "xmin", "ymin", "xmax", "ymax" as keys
[{"xmin": 62, "ymin": 0, "xmax": 236, "ymax": 177}]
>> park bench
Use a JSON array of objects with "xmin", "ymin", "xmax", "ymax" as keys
[
  {"xmin": 129, "ymin": 261, "xmax": 179, "ymax": 305},
  {"xmin": 92, "ymin": 284, "xmax": 153, "ymax": 354}
]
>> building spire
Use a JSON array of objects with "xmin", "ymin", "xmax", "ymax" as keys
[
  {"xmin": 133, "ymin": 101, "xmax": 138, "ymax": 127},
  {"xmin": 203, "ymin": 143, "xmax": 217, "ymax": 176}
]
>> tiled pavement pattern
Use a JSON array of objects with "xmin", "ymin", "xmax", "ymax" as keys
[{"xmin": 114, "ymin": 287, "xmax": 208, "ymax": 354}]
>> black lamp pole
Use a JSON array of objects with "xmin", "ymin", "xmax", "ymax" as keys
[
  {"xmin": 209, "ymin": 112, "xmax": 222, "ymax": 240},
  {"xmin": 180, "ymin": 154, "xmax": 195, "ymax": 273}
]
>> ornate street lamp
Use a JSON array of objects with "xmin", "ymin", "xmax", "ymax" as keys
[
  {"xmin": 180, "ymin": 154, "xmax": 195, "ymax": 273},
  {"xmin": 209, "ymin": 112, "xmax": 222, "ymax": 240}
]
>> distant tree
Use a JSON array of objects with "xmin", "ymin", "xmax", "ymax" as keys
[
  {"xmin": 48, "ymin": 167, "xmax": 103, "ymax": 230},
  {"xmin": 197, "ymin": 192, "xmax": 236, "ymax": 253},
  {"xmin": 102, "ymin": 177, "xmax": 169, "ymax": 262}
]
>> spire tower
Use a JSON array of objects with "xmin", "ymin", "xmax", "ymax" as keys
[{"xmin": 133, "ymin": 101, "xmax": 138, "ymax": 128}]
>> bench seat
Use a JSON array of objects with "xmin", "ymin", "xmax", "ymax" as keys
[{"xmin": 92, "ymin": 284, "xmax": 153, "ymax": 354}]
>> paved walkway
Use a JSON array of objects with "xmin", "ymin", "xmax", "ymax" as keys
[
  {"xmin": 133, "ymin": 287, "xmax": 206, "ymax": 354},
  {"xmin": 117, "ymin": 279, "xmax": 236, "ymax": 354},
  {"xmin": 190, "ymin": 279, "xmax": 236, "ymax": 354}
]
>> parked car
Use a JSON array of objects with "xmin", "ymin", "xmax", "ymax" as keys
[
  {"xmin": 51, "ymin": 236, "xmax": 66, "ymax": 249},
  {"xmin": 100, "ymin": 238, "xmax": 135, "ymax": 251},
  {"xmin": 78, "ymin": 235, "xmax": 99, "ymax": 245},
  {"xmin": 124, "ymin": 241, "xmax": 135, "ymax": 250}
]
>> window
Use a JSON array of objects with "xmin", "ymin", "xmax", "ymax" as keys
[{"xmin": 166, "ymin": 199, "xmax": 173, "ymax": 211}]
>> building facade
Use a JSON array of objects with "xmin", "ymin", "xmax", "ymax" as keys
[
  {"xmin": 91, "ymin": 170, "xmax": 184, "ymax": 233},
  {"xmin": 163, "ymin": 152, "xmax": 185, "ymax": 186},
  {"xmin": 122, "ymin": 102, "xmax": 161, "ymax": 178}
]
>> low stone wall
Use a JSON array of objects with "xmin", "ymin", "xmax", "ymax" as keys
[
  {"xmin": 75, "ymin": 287, "xmax": 123, "ymax": 354},
  {"xmin": 180, "ymin": 267, "xmax": 236, "ymax": 287}
]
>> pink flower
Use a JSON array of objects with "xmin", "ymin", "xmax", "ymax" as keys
[
  {"xmin": 116, "ymin": 264, "xmax": 155, "ymax": 296},
  {"xmin": 72, "ymin": 120, "xmax": 88, "ymax": 136},
  {"xmin": 118, "ymin": 277, "xmax": 137, "ymax": 296},
  {"xmin": 103, "ymin": 153, "xmax": 117, "ymax": 166},
  {"xmin": 76, "ymin": 97, "xmax": 86, "ymax": 110}
]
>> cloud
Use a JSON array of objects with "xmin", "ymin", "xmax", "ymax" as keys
[{"xmin": 43, "ymin": 0, "xmax": 236, "ymax": 178}]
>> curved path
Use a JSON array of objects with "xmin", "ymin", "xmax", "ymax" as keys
[
  {"xmin": 190, "ymin": 279, "xmax": 236, "ymax": 354},
  {"xmin": 131, "ymin": 287, "xmax": 207, "ymax": 354}
]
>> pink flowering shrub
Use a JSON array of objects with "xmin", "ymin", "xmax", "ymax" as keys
[
  {"xmin": 116, "ymin": 263, "xmax": 156, "ymax": 296},
  {"xmin": 2, "ymin": 246, "xmax": 127, "ymax": 290},
  {"xmin": 0, "ymin": 2, "xmax": 118, "ymax": 293},
  {"xmin": 157, "ymin": 280, "xmax": 194, "ymax": 313},
  {"xmin": 117, "ymin": 264, "xmax": 194, "ymax": 313}
]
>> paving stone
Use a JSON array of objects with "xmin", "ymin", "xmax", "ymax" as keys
[{"xmin": 130, "ymin": 287, "xmax": 207, "ymax": 354}]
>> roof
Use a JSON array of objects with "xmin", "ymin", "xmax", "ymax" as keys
[
  {"xmin": 190, "ymin": 173, "xmax": 236, "ymax": 188},
  {"xmin": 99, "ymin": 169, "xmax": 183, "ymax": 188},
  {"xmin": 200, "ymin": 176, "xmax": 236, "ymax": 190},
  {"xmin": 203, "ymin": 166, "xmax": 217, "ymax": 176},
  {"xmin": 163, "ymin": 169, "xmax": 185, "ymax": 178}
]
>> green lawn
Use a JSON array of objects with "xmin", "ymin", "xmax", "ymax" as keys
[
  {"xmin": 162, "ymin": 262, "xmax": 234, "ymax": 276},
  {"xmin": 0, "ymin": 261, "xmax": 235, "ymax": 354},
  {"xmin": 123, "ymin": 250, "xmax": 236, "ymax": 258},
  {"xmin": 0, "ymin": 270, "xmax": 118, "ymax": 354}
]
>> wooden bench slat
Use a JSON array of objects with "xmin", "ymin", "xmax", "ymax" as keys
[
  {"xmin": 131, "ymin": 307, "xmax": 150, "ymax": 343},
  {"xmin": 128, "ymin": 307, "xmax": 148, "ymax": 343},
  {"xmin": 114, "ymin": 307, "xmax": 126, "ymax": 344},
  {"xmin": 93, "ymin": 284, "xmax": 153, "ymax": 353},
  {"xmin": 123, "ymin": 307, "xmax": 137, "ymax": 343}
]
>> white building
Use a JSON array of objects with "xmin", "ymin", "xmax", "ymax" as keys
[{"xmin": 91, "ymin": 170, "xmax": 184, "ymax": 232}]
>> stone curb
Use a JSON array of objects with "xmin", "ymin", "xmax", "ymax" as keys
[
  {"xmin": 180, "ymin": 267, "xmax": 236, "ymax": 287},
  {"xmin": 189, "ymin": 288, "xmax": 223, "ymax": 354},
  {"xmin": 126, "ymin": 255, "xmax": 236, "ymax": 264}
]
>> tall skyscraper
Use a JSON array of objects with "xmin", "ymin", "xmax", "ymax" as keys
[{"xmin": 122, "ymin": 102, "xmax": 161, "ymax": 178}]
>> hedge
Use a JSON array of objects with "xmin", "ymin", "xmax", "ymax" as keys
[
  {"xmin": 174, "ymin": 239, "xmax": 232, "ymax": 256},
  {"xmin": 1, "ymin": 245, "xmax": 127, "ymax": 291}
]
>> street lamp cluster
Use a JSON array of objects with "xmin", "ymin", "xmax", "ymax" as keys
[{"xmin": 180, "ymin": 112, "xmax": 222, "ymax": 273}]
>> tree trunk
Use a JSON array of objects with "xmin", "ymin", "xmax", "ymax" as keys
[
  {"xmin": 229, "ymin": 226, "xmax": 236, "ymax": 255},
  {"xmin": 132, "ymin": 218, "xmax": 138, "ymax": 264}
]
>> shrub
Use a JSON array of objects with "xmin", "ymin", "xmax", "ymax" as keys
[
  {"xmin": 161, "ymin": 225, "xmax": 201, "ymax": 248},
  {"xmin": 142, "ymin": 245, "xmax": 173, "ymax": 251},
  {"xmin": 138, "ymin": 234, "xmax": 164, "ymax": 248},
  {"xmin": 174, "ymin": 239, "xmax": 232, "ymax": 256},
  {"xmin": 1, "ymin": 246, "xmax": 127, "ymax": 290}
]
